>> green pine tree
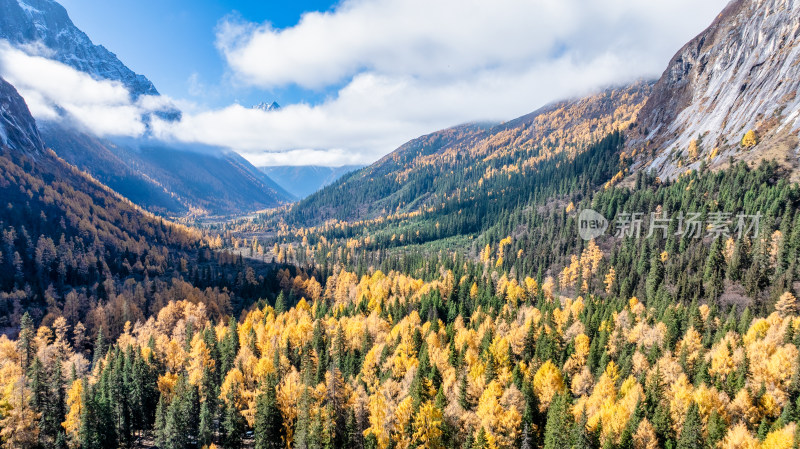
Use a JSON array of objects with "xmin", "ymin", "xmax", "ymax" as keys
[
  {"xmin": 676, "ymin": 402, "xmax": 704, "ymax": 449},
  {"xmin": 543, "ymin": 394, "xmax": 571, "ymax": 449},
  {"xmin": 255, "ymin": 375, "xmax": 283, "ymax": 449}
]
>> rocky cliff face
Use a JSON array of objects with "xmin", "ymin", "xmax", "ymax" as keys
[
  {"xmin": 0, "ymin": 0, "xmax": 158, "ymax": 98},
  {"xmin": 631, "ymin": 0, "xmax": 800, "ymax": 178},
  {"xmin": 0, "ymin": 76, "xmax": 44, "ymax": 154}
]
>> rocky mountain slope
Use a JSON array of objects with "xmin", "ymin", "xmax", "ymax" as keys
[
  {"xmin": 631, "ymin": 0, "xmax": 800, "ymax": 178},
  {"xmin": 0, "ymin": 72, "xmax": 43, "ymax": 154}
]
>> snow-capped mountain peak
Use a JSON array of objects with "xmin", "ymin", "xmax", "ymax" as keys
[
  {"xmin": 0, "ymin": 0, "xmax": 158, "ymax": 99},
  {"xmin": 253, "ymin": 101, "xmax": 281, "ymax": 112}
]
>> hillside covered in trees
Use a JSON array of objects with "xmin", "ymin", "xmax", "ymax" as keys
[
  {"xmin": 8, "ymin": 156, "xmax": 800, "ymax": 449},
  {"xmin": 7, "ymin": 118, "xmax": 800, "ymax": 449},
  {"xmin": 281, "ymin": 82, "xmax": 651, "ymax": 227}
]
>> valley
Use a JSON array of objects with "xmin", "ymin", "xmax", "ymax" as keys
[{"xmin": 0, "ymin": 0, "xmax": 799, "ymax": 449}]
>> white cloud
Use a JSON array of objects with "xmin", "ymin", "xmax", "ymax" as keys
[
  {"xmin": 0, "ymin": 41, "xmax": 161, "ymax": 137},
  {"xmin": 217, "ymin": 0, "xmax": 728, "ymax": 90},
  {"xmin": 152, "ymin": 52, "xmax": 644, "ymax": 165},
  {"xmin": 240, "ymin": 148, "xmax": 368, "ymax": 167}
]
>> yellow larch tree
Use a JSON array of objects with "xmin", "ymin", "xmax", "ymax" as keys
[
  {"xmin": 412, "ymin": 401, "xmax": 445, "ymax": 449},
  {"xmin": 62, "ymin": 378, "xmax": 83, "ymax": 446},
  {"xmin": 688, "ymin": 139, "xmax": 700, "ymax": 160},
  {"xmin": 0, "ymin": 372, "xmax": 40, "ymax": 449},
  {"xmin": 604, "ymin": 267, "xmax": 616, "ymax": 294},
  {"xmin": 391, "ymin": 397, "xmax": 414, "ymax": 449},
  {"xmin": 761, "ymin": 423, "xmax": 796, "ymax": 449},
  {"xmin": 187, "ymin": 333, "xmax": 215, "ymax": 389},
  {"xmin": 719, "ymin": 423, "xmax": 758, "ymax": 449},
  {"xmin": 364, "ymin": 391, "xmax": 390, "ymax": 449},
  {"xmin": 277, "ymin": 370, "xmax": 303, "ymax": 448},
  {"xmin": 632, "ymin": 418, "xmax": 658, "ymax": 449},
  {"xmin": 532, "ymin": 360, "xmax": 566, "ymax": 411},
  {"xmin": 775, "ymin": 292, "xmax": 798, "ymax": 318},
  {"xmin": 741, "ymin": 130, "xmax": 758, "ymax": 148},
  {"xmin": 476, "ymin": 380, "xmax": 521, "ymax": 448}
]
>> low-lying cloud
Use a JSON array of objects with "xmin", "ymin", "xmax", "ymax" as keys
[
  {"xmin": 0, "ymin": 42, "xmax": 154, "ymax": 137},
  {"xmin": 1, "ymin": 0, "xmax": 729, "ymax": 166}
]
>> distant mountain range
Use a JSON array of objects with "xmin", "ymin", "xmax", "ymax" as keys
[
  {"xmin": 40, "ymin": 122, "xmax": 292, "ymax": 217},
  {"xmin": 259, "ymin": 165, "xmax": 362, "ymax": 200},
  {"xmin": 0, "ymin": 0, "xmax": 292, "ymax": 216}
]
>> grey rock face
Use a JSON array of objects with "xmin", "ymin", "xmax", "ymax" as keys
[
  {"xmin": 0, "ymin": 75, "xmax": 44, "ymax": 153},
  {"xmin": 632, "ymin": 0, "xmax": 800, "ymax": 178}
]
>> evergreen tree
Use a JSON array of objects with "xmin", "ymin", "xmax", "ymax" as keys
[
  {"xmin": 570, "ymin": 409, "xmax": 596, "ymax": 449},
  {"xmin": 543, "ymin": 394, "xmax": 571, "ymax": 449},
  {"xmin": 707, "ymin": 410, "xmax": 726, "ymax": 447},
  {"xmin": 18, "ymin": 312, "xmax": 36, "ymax": 372},
  {"xmin": 198, "ymin": 400, "xmax": 214, "ymax": 448},
  {"xmin": 255, "ymin": 375, "xmax": 283, "ymax": 449},
  {"xmin": 222, "ymin": 393, "xmax": 245, "ymax": 449},
  {"xmin": 645, "ymin": 254, "xmax": 664, "ymax": 300},
  {"xmin": 676, "ymin": 402, "xmax": 703, "ymax": 449},
  {"xmin": 92, "ymin": 326, "xmax": 106, "ymax": 368},
  {"xmin": 704, "ymin": 237, "xmax": 725, "ymax": 301},
  {"xmin": 275, "ymin": 290, "xmax": 287, "ymax": 314}
]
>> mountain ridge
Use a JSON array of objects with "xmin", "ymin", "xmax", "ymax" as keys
[
  {"xmin": 285, "ymin": 81, "xmax": 652, "ymax": 226},
  {"xmin": 39, "ymin": 122, "xmax": 293, "ymax": 217},
  {"xmin": 0, "ymin": 0, "xmax": 157, "ymax": 98}
]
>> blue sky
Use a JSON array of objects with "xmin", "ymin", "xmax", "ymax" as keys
[
  {"xmin": 58, "ymin": 0, "xmax": 339, "ymax": 108},
  {"xmin": 5, "ymin": 0, "xmax": 731, "ymax": 166}
]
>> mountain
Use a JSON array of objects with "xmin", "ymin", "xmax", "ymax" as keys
[
  {"xmin": 0, "ymin": 0, "xmax": 157, "ymax": 98},
  {"xmin": 253, "ymin": 101, "xmax": 281, "ymax": 112},
  {"xmin": 0, "ymin": 0, "xmax": 292, "ymax": 216},
  {"xmin": 631, "ymin": 0, "xmax": 800, "ymax": 179},
  {"xmin": 259, "ymin": 165, "xmax": 362, "ymax": 199},
  {"xmin": 0, "ymin": 72, "xmax": 44, "ymax": 154},
  {"xmin": 288, "ymin": 0, "xmax": 800, "ymax": 228},
  {"xmin": 6, "ymin": 0, "xmax": 800, "ymax": 448},
  {"xmin": 0, "ymin": 72, "xmax": 286, "ymax": 344},
  {"xmin": 39, "ymin": 122, "xmax": 293, "ymax": 217},
  {"xmin": 286, "ymin": 82, "xmax": 651, "ymax": 226},
  {"xmin": 0, "ymin": 75, "xmax": 198, "ymax": 324}
]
